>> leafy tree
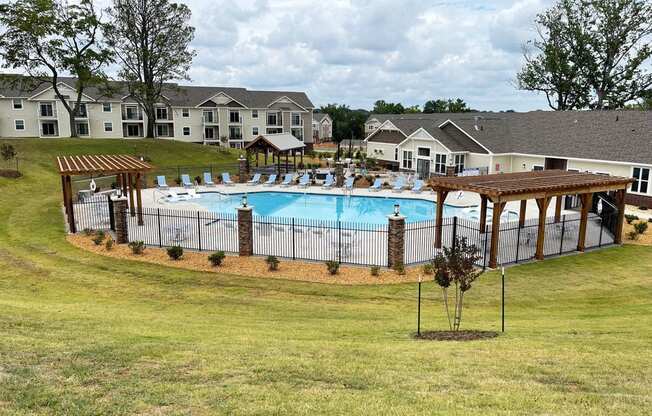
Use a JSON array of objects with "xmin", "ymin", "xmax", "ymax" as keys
[
  {"xmin": 423, "ymin": 98, "xmax": 473, "ymax": 113},
  {"xmin": 1, "ymin": 144, "xmax": 16, "ymax": 161},
  {"xmin": 432, "ymin": 237, "xmax": 482, "ymax": 331},
  {"xmin": 319, "ymin": 104, "xmax": 369, "ymax": 159},
  {"xmin": 372, "ymin": 99, "xmax": 405, "ymax": 114},
  {"xmin": 105, "ymin": 0, "xmax": 196, "ymax": 138},
  {"xmin": 404, "ymin": 104, "xmax": 421, "ymax": 113},
  {"xmin": 625, "ymin": 90, "xmax": 652, "ymax": 110},
  {"xmin": 0, "ymin": 0, "xmax": 112, "ymax": 137}
]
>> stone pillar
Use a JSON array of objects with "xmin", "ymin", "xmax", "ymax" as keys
[
  {"xmin": 238, "ymin": 155, "xmax": 249, "ymax": 183},
  {"xmin": 335, "ymin": 162, "xmax": 344, "ymax": 187},
  {"xmin": 111, "ymin": 196, "xmax": 129, "ymax": 244},
  {"xmin": 387, "ymin": 214, "xmax": 406, "ymax": 268},
  {"xmin": 237, "ymin": 206, "xmax": 253, "ymax": 256},
  {"xmin": 445, "ymin": 166, "xmax": 456, "ymax": 176}
]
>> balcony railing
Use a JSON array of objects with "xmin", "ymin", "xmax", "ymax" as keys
[
  {"xmin": 122, "ymin": 107, "xmax": 143, "ymax": 120},
  {"xmin": 229, "ymin": 135, "xmax": 243, "ymax": 141},
  {"xmin": 229, "ymin": 116, "xmax": 242, "ymax": 124},
  {"xmin": 267, "ymin": 117, "xmax": 283, "ymax": 126},
  {"xmin": 203, "ymin": 112, "xmax": 218, "ymax": 124},
  {"xmin": 38, "ymin": 104, "xmax": 57, "ymax": 118}
]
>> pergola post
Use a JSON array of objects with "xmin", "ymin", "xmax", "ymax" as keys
[
  {"xmin": 121, "ymin": 173, "xmax": 128, "ymax": 199},
  {"xmin": 554, "ymin": 195, "xmax": 563, "ymax": 223},
  {"xmin": 64, "ymin": 175, "xmax": 76, "ymax": 233},
  {"xmin": 614, "ymin": 188, "xmax": 626, "ymax": 244},
  {"xmin": 577, "ymin": 192, "xmax": 593, "ymax": 252},
  {"xmin": 135, "ymin": 172, "xmax": 143, "ymax": 226},
  {"xmin": 519, "ymin": 200, "xmax": 527, "ymax": 228},
  {"xmin": 277, "ymin": 152, "xmax": 281, "ymax": 175},
  {"xmin": 535, "ymin": 196, "xmax": 551, "ymax": 260},
  {"xmin": 285, "ymin": 151, "xmax": 289, "ymax": 173},
  {"xmin": 488, "ymin": 200, "xmax": 505, "ymax": 269},
  {"xmin": 293, "ymin": 151, "xmax": 297, "ymax": 170},
  {"xmin": 61, "ymin": 175, "xmax": 68, "ymax": 214},
  {"xmin": 127, "ymin": 173, "xmax": 136, "ymax": 216},
  {"xmin": 479, "ymin": 195, "xmax": 488, "ymax": 233},
  {"xmin": 434, "ymin": 189, "xmax": 449, "ymax": 248}
]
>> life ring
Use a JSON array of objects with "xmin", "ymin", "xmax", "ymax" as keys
[{"xmin": 90, "ymin": 179, "xmax": 97, "ymax": 192}]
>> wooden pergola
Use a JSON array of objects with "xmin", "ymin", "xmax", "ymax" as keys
[
  {"xmin": 429, "ymin": 170, "xmax": 633, "ymax": 269},
  {"xmin": 245, "ymin": 133, "xmax": 306, "ymax": 175},
  {"xmin": 57, "ymin": 155, "xmax": 153, "ymax": 233}
]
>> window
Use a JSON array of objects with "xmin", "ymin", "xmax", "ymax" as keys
[
  {"xmin": 126, "ymin": 124, "xmax": 140, "ymax": 137},
  {"xmin": 252, "ymin": 127, "xmax": 259, "ymax": 136},
  {"xmin": 41, "ymin": 122, "xmax": 56, "ymax": 136},
  {"xmin": 229, "ymin": 126, "xmax": 241, "ymax": 140},
  {"xmin": 40, "ymin": 102, "xmax": 53, "ymax": 117},
  {"xmin": 124, "ymin": 105, "xmax": 139, "ymax": 120},
  {"xmin": 182, "ymin": 108, "xmax": 189, "ymax": 117},
  {"xmin": 417, "ymin": 147, "xmax": 430, "ymax": 157},
  {"xmin": 156, "ymin": 124, "xmax": 170, "ymax": 137},
  {"xmin": 104, "ymin": 122, "xmax": 113, "ymax": 132},
  {"xmin": 202, "ymin": 110, "xmax": 214, "ymax": 123},
  {"xmin": 102, "ymin": 102, "xmax": 112, "ymax": 112},
  {"xmin": 291, "ymin": 112, "xmax": 301, "ymax": 126},
  {"xmin": 291, "ymin": 127, "xmax": 303, "ymax": 141},
  {"xmin": 14, "ymin": 119, "xmax": 25, "ymax": 130},
  {"xmin": 229, "ymin": 110, "xmax": 240, "ymax": 123},
  {"xmin": 267, "ymin": 112, "xmax": 279, "ymax": 126},
  {"xmin": 156, "ymin": 107, "xmax": 168, "ymax": 120},
  {"xmin": 252, "ymin": 109, "xmax": 258, "ymax": 118},
  {"xmin": 434, "ymin": 154, "xmax": 447, "ymax": 175},
  {"xmin": 266, "ymin": 127, "xmax": 282, "ymax": 134},
  {"xmin": 182, "ymin": 126, "xmax": 191, "ymax": 136},
  {"xmin": 632, "ymin": 167, "xmax": 650, "ymax": 194},
  {"xmin": 74, "ymin": 103, "xmax": 88, "ymax": 118},
  {"xmin": 12, "ymin": 99, "xmax": 23, "ymax": 110},
  {"xmin": 204, "ymin": 127, "xmax": 215, "ymax": 140},
  {"xmin": 454, "ymin": 154, "xmax": 465, "ymax": 174},
  {"xmin": 394, "ymin": 148, "xmax": 399, "ymax": 161},
  {"xmin": 402, "ymin": 151, "xmax": 413, "ymax": 170},
  {"xmin": 76, "ymin": 123, "xmax": 89, "ymax": 136}
]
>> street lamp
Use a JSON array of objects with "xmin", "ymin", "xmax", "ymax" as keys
[{"xmin": 394, "ymin": 203, "xmax": 400, "ymax": 217}]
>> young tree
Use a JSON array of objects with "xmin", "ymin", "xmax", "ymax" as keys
[
  {"xmin": 0, "ymin": 0, "xmax": 112, "ymax": 137},
  {"xmin": 433, "ymin": 237, "xmax": 483, "ymax": 331},
  {"xmin": 105, "ymin": 0, "xmax": 196, "ymax": 138}
]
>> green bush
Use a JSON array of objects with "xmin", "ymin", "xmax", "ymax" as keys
[
  {"xmin": 393, "ymin": 261, "xmax": 406, "ymax": 276},
  {"xmin": 105, "ymin": 238, "xmax": 114, "ymax": 251},
  {"xmin": 634, "ymin": 221, "xmax": 648, "ymax": 234},
  {"xmin": 326, "ymin": 260, "xmax": 339, "ymax": 275},
  {"xmin": 83, "ymin": 228, "xmax": 94, "ymax": 236},
  {"xmin": 370, "ymin": 266, "xmax": 380, "ymax": 276},
  {"xmin": 422, "ymin": 263, "xmax": 434, "ymax": 275},
  {"xmin": 128, "ymin": 241, "xmax": 145, "ymax": 255},
  {"xmin": 208, "ymin": 251, "xmax": 226, "ymax": 267},
  {"xmin": 627, "ymin": 230, "xmax": 639, "ymax": 241},
  {"xmin": 92, "ymin": 230, "xmax": 105, "ymax": 246},
  {"xmin": 266, "ymin": 255, "xmax": 280, "ymax": 271},
  {"xmin": 625, "ymin": 214, "xmax": 639, "ymax": 224},
  {"xmin": 167, "ymin": 245, "xmax": 184, "ymax": 260}
]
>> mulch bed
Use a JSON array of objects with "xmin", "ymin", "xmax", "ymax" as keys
[
  {"xmin": 623, "ymin": 222, "xmax": 652, "ymax": 246},
  {"xmin": 0, "ymin": 170, "xmax": 21, "ymax": 178},
  {"xmin": 413, "ymin": 330, "xmax": 499, "ymax": 341}
]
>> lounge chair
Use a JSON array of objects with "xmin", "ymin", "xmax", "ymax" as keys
[
  {"xmin": 264, "ymin": 174, "xmax": 277, "ymax": 186},
  {"xmin": 156, "ymin": 175, "xmax": 169, "ymax": 190},
  {"xmin": 222, "ymin": 172, "xmax": 234, "ymax": 186},
  {"xmin": 181, "ymin": 174, "xmax": 193, "ymax": 188},
  {"xmin": 344, "ymin": 177, "xmax": 354, "ymax": 190},
  {"xmin": 280, "ymin": 173, "xmax": 293, "ymax": 186},
  {"xmin": 298, "ymin": 173, "xmax": 310, "ymax": 187},
  {"xmin": 411, "ymin": 179, "xmax": 424, "ymax": 193},
  {"xmin": 203, "ymin": 172, "xmax": 215, "ymax": 186},
  {"xmin": 369, "ymin": 178, "xmax": 382, "ymax": 191},
  {"xmin": 166, "ymin": 190, "xmax": 190, "ymax": 202},
  {"xmin": 392, "ymin": 176, "xmax": 405, "ymax": 192},
  {"xmin": 322, "ymin": 174, "xmax": 334, "ymax": 188},
  {"xmin": 187, "ymin": 189, "xmax": 201, "ymax": 199},
  {"xmin": 247, "ymin": 173, "xmax": 261, "ymax": 185}
]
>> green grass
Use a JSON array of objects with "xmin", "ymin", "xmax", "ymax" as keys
[{"xmin": 1, "ymin": 139, "xmax": 651, "ymax": 415}]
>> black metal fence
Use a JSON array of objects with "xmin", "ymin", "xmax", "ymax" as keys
[{"xmin": 72, "ymin": 194, "xmax": 113, "ymax": 232}]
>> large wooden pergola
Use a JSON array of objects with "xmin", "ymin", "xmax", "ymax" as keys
[
  {"xmin": 429, "ymin": 170, "xmax": 633, "ymax": 269},
  {"xmin": 57, "ymin": 155, "xmax": 153, "ymax": 233},
  {"xmin": 245, "ymin": 133, "xmax": 306, "ymax": 175}
]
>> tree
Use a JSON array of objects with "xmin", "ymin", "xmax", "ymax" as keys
[
  {"xmin": 105, "ymin": 0, "xmax": 196, "ymax": 138},
  {"xmin": 432, "ymin": 237, "xmax": 482, "ymax": 331},
  {"xmin": 0, "ymin": 0, "xmax": 112, "ymax": 137},
  {"xmin": 372, "ymin": 100, "xmax": 405, "ymax": 114},
  {"xmin": 625, "ymin": 89, "xmax": 652, "ymax": 110},
  {"xmin": 1, "ymin": 144, "xmax": 16, "ymax": 161},
  {"xmin": 404, "ymin": 104, "xmax": 421, "ymax": 113},
  {"xmin": 423, "ymin": 98, "xmax": 473, "ymax": 113},
  {"xmin": 319, "ymin": 104, "xmax": 368, "ymax": 160}
]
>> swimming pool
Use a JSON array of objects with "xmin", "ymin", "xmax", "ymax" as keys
[{"xmin": 184, "ymin": 191, "xmax": 517, "ymax": 224}]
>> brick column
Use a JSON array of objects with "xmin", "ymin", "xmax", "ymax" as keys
[
  {"xmin": 387, "ymin": 214, "xmax": 406, "ymax": 268},
  {"xmin": 445, "ymin": 166, "xmax": 456, "ymax": 176},
  {"xmin": 111, "ymin": 196, "xmax": 129, "ymax": 244},
  {"xmin": 237, "ymin": 206, "xmax": 253, "ymax": 256},
  {"xmin": 335, "ymin": 162, "xmax": 344, "ymax": 187},
  {"xmin": 238, "ymin": 155, "xmax": 249, "ymax": 183}
]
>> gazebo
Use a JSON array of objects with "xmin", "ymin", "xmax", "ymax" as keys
[
  {"xmin": 57, "ymin": 155, "xmax": 153, "ymax": 233},
  {"xmin": 245, "ymin": 133, "xmax": 306, "ymax": 174},
  {"xmin": 429, "ymin": 170, "xmax": 633, "ymax": 269}
]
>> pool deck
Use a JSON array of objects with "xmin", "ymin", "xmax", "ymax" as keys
[{"xmin": 140, "ymin": 184, "xmax": 574, "ymax": 220}]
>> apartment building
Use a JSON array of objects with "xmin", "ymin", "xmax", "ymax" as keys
[
  {"xmin": 0, "ymin": 75, "xmax": 314, "ymax": 148},
  {"xmin": 312, "ymin": 113, "xmax": 333, "ymax": 142}
]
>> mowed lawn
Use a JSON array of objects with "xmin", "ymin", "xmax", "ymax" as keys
[{"xmin": 0, "ymin": 139, "xmax": 651, "ymax": 415}]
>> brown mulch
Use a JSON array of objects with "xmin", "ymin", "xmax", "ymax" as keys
[
  {"xmin": 0, "ymin": 170, "xmax": 21, "ymax": 178},
  {"xmin": 68, "ymin": 234, "xmax": 430, "ymax": 285},
  {"xmin": 623, "ymin": 222, "xmax": 652, "ymax": 246},
  {"xmin": 413, "ymin": 330, "xmax": 499, "ymax": 341}
]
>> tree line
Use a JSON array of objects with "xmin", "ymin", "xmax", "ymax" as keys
[
  {"xmin": 0, "ymin": 0, "xmax": 195, "ymax": 138},
  {"xmin": 372, "ymin": 98, "xmax": 475, "ymax": 114}
]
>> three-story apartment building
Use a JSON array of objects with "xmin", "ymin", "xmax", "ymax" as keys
[{"xmin": 0, "ymin": 75, "xmax": 315, "ymax": 148}]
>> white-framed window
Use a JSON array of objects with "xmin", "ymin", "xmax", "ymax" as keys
[
  {"xmin": 435, "ymin": 154, "xmax": 447, "ymax": 175},
  {"xmin": 291, "ymin": 112, "xmax": 301, "ymax": 126},
  {"xmin": 104, "ymin": 122, "xmax": 113, "ymax": 132},
  {"xmin": 76, "ymin": 122, "xmax": 89, "ymax": 136},
  {"xmin": 252, "ymin": 109, "xmax": 258, "ymax": 118},
  {"xmin": 72, "ymin": 102, "xmax": 88, "ymax": 117},
  {"xmin": 40, "ymin": 102, "xmax": 54, "ymax": 117},
  {"xmin": 632, "ymin": 167, "xmax": 650, "ymax": 194},
  {"xmin": 102, "ymin": 102, "xmax": 112, "ymax": 112},
  {"xmin": 156, "ymin": 124, "xmax": 170, "ymax": 137},
  {"xmin": 14, "ymin": 119, "xmax": 25, "ymax": 130},
  {"xmin": 155, "ymin": 107, "xmax": 168, "ymax": 120},
  {"xmin": 12, "ymin": 99, "xmax": 23, "ymax": 110},
  {"xmin": 402, "ymin": 150, "xmax": 413, "ymax": 169},
  {"xmin": 202, "ymin": 110, "xmax": 215, "ymax": 123},
  {"xmin": 229, "ymin": 126, "xmax": 241, "ymax": 140},
  {"xmin": 41, "ymin": 121, "xmax": 56, "ymax": 136},
  {"xmin": 267, "ymin": 111, "xmax": 279, "ymax": 126},
  {"xmin": 229, "ymin": 110, "xmax": 240, "ymax": 123},
  {"xmin": 252, "ymin": 127, "xmax": 259, "ymax": 136},
  {"xmin": 454, "ymin": 154, "xmax": 465, "ymax": 174},
  {"xmin": 532, "ymin": 165, "xmax": 544, "ymax": 171},
  {"xmin": 417, "ymin": 147, "xmax": 430, "ymax": 157},
  {"xmin": 182, "ymin": 126, "xmax": 191, "ymax": 136},
  {"xmin": 182, "ymin": 108, "xmax": 189, "ymax": 117}
]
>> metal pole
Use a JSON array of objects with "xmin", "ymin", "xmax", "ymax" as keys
[
  {"xmin": 197, "ymin": 211, "xmax": 202, "ymax": 251},
  {"xmin": 417, "ymin": 275, "xmax": 422, "ymax": 337},
  {"xmin": 501, "ymin": 266, "xmax": 505, "ymax": 333},
  {"xmin": 452, "ymin": 216, "xmax": 458, "ymax": 249},
  {"xmin": 292, "ymin": 218, "xmax": 296, "ymax": 260},
  {"xmin": 157, "ymin": 208, "xmax": 162, "ymax": 248},
  {"xmin": 559, "ymin": 215, "xmax": 566, "ymax": 256}
]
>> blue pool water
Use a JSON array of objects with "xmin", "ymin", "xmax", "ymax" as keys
[{"xmin": 187, "ymin": 191, "xmax": 508, "ymax": 224}]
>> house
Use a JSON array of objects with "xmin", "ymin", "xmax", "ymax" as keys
[
  {"xmin": 312, "ymin": 113, "xmax": 333, "ymax": 142},
  {"xmin": 0, "ymin": 75, "xmax": 314, "ymax": 149},
  {"xmin": 364, "ymin": 111, "xmax": 652, "ymax": 208}
]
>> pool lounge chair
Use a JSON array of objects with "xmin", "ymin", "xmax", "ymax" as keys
[
  {"xmin": 392, "ymin": 177, "xmax": 405, "ymax": 192},
  {"xmin": 264, "ymin": 174, "xmax": 277, "ymax": 186},
  {"xmin": 298, "ymin": 173, "xmax": 310, "ymax": 187},
  {"xmin": 322, "ymin": 174, "xmax": 334, "ymax": 188},
  {"xmin": 156, "ymin": 175, "xmax": 169, "ymax": 190},
  {"xmin": 248, "ymin": 173, "xmax": 261, "ymax": 185},
  {"xmin": 280, "ymin": 173, "xmax": 293, "ymax": 186},
  {"xmin": 344, "ymin": 176, "xmax": 354, "ymax": 190},
  {"xmin": 222, "ymin": 172, "xmax": 234, "ymax": 186},
  {"xmin": 165, "ymin": 190, "xmax": 190, "ymax": 202},
  {"xmin": 186, "ymin": 189, "xmax": 201, "ymax": 199},
  {"xmin": 411, "ymin": 179, "xmax": 424, "ymax": 193},
  {"xmin": 203, "ymin": 172, "xmax": 215, "ymax": 186},
  {"xmin": 181, "ymin": 174, "xmax": 193, "ymax": 188},
  {"xmin": 369, "ymin": 178, "xmax": 382, "ymax": 191}
]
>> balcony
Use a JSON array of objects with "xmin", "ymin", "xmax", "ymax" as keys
[
  {"xmin": 202, "ymin": 111, "xmax": 218, "ymax": 124},
  {"xmin": 266, "ymin": 115, "xmax": 283, "ymax": 127},
  {"xmin": 122, "ymin": 106, "xmax": 143, "ymax": 121},
  {"xmin": 155, "ymin": 108, "xmax": 173, "ymax": 121},
  {"xmin": 38, "ymin": 103, "xmax": 57, "ymax": 119},
  {"xmin": 229, "ymin": 134, "xmax": 243, "ymax": 142}
]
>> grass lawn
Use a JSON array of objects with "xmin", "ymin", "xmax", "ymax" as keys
[{"xmin": 1, "ymin": 139, "xmax": 651, "ymax": 415}]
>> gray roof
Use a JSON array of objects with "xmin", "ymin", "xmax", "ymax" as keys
[
  {"xmin": 0, "ymin": 74, "xmax": 314, "ymax": 108},
  {"xmin": 246, "ymin": 133, "xmax": 306, "ymax": 152},
  {"xmin": 367, "ymin": 129, "xmax": 406, "ymax": 144},
  {"xmin": 312, "ymin": 113, "xmax": 330, "ymax": 123},
  {"xmin": 367, "ymin": 111, "xmax": 652, "ymax": 165}
]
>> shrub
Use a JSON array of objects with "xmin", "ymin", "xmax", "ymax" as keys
[
  {"xmin": 1, "ymin": 143, "xmax": 16, "ymax": 161},
  {"xmin": 627, "ymin": 230, "xmax": 639, "ymax": 241},
  {"xmin": 208, "ymin": 251, "xmax": 226, "ymax": 267},
  {"xmin": 634, "ymin": 221, "xmax": 648, "ymax": 234},
  {"xmin": 370, "ymin": 266, "xmax": 380, "ymax": 276},
  {"xmin": 393, "ymin": 261, "xmax": 406, "ymax": 275},
  {"xmin": 422, "ymin": 263, "xmax": 434, "ymax": 275},
  {"xmin": 105, "ymin": 238, "xmax": 114, "ymax": 251},
  {"xmin": 266, "ymin": 255, "xmax": 280, "ymax": 271},
  {"xmin": 128, "ymin": 241, "xmax": 145, "ymax": 255},
  {"xmin": 92, "ymin": 230, "xmax": 105, "ymax": 245},
  {"xmin": 325, "ymin": 260, "xmax": 339, "ymax": 275},
  {"xmin": 83, "ymin": 228, "xmax": 94, "ymax": 236},
  {"xmin": 167, "ymin": 245, "xmax": 184, "ymax": 260},
  {"xmin": 625, "ymin": 214, "xmax": 639, "ymax": 224}
]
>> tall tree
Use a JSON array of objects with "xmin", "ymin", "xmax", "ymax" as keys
[
  {"xmin": 0, "ymin": 0, "xmax": 112, "ymax": 137},
  {"xmin": 372, "ymin": 100, "xmax": 405, "ymax": 114},
  {"xmin": 423, "ymin": 98, "xmax": 473, "ymax": 113},
  {"xmin": 319, "ymin": 104, "xmax": 368, "ymax": 158},
  {"xmin": 105, "ymin": 0, "xmax": 196, "ymax": 138}
]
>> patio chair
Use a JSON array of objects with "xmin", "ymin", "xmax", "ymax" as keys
[
  {"xmin": 156, "ymin": 175, "xmax": 169, "ymax": 190},
  {"xmin": 369, "ymin": 178, "xmax": 382, "ymax": 192},
  {"xmin": 203, "ymin": 172, "xmax": 215, "ymax": 186},
  {"xmin": 322, "ymin": 174, "xmax": 335, "ymax": 188},
  {"xmin": 344, "ymin": 176, "xmax": 354, "ymax": 190},
  {"xmin": 247, "ymin": 173, "xmax": 261, "ymax": 185},
  {"xmin": 392, "ymin": 176, "xmax": 405, "ymax": 192},
  {"xmin": 264, "ymin": 174, "xmax": 277, "ymax": 186},
  {"xmin": 280, "ymin": 173, "xmax": 293, "ymax": 186},
  {"xmin": 411, "ymin": 179, "xmax": 424, "ymax": 193},
  {"xmin": 298, "ymin": 173, "xmax": 310, "ymax": 187},
  {"xmin": 222, "ymin": 172, "xmax": 234, "ymax": 186},
  {"xmin": 180, "ymin": 174, "xmax": 193, "ymax": 188}
]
